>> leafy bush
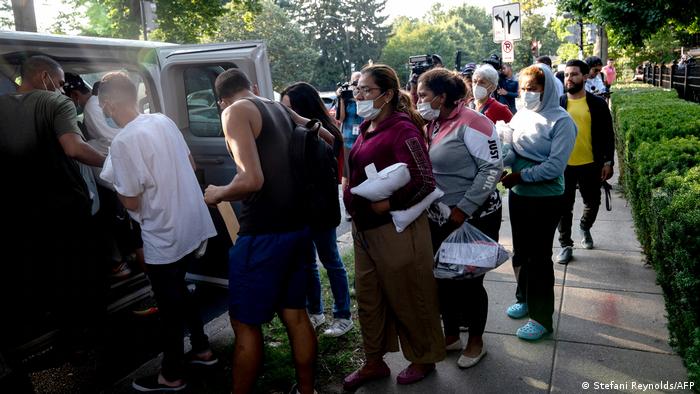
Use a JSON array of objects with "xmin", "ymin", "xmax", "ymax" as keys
[{"xmin": 611, "ymin": 86, "xmax": 700, "ymax": 389}]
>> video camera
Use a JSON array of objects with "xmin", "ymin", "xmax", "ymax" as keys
[
  {"xmin": 336, "ymin": 80, "xmax": 357, "ymax": 101},
  {"xmin": 409, "ymin": 54, "xmax": 435, "ymax": 77}
]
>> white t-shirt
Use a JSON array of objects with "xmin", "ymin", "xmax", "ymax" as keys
[{"xmin": 101, "ymin": 113, "xmax": 217, "ymax": 264}]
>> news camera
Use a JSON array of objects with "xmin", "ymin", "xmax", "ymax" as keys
[
  {"xmin": 409, "ymin": 54, "xmax": 435, "ymax": 77},
  {"xmin": 336, "ymin": 80, "xmax": 357, "ymax": 101}
]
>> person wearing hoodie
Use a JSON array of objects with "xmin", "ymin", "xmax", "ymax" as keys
[{"xmin": 499, "ymin": 64, "xmax": 577, "ymax": 341}]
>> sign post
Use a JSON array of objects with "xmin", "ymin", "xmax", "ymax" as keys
[{"xmin": 493, "ymin": 3, "xmax": 521, "ymax": 63}]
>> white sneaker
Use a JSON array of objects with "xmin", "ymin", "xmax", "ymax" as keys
[
  {"xmin": 309, "ymin": 313, "xmax": 326, "ymax": 329},
  {"xmin": 323, "ymin": 318, "xmax": 353, "ymax": 337}
]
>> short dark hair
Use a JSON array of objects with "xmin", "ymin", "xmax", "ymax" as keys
[
  {"xmin": 20, "ymin": 55, "xmax": 62, "ymax": 79},
  {"xmin": 431, "ymin": 54, "xmax": 443, "ymax": 65},
  {"xmin": 565, "ymin": 59, "xmax": 590, "ymax": 75},
  {"xmin": 417, "ymin": 68, "xmax": 467, "ymax": 109},
  {"xmin": 215, "ymin": 68, "xmax": 251, "ymax": 99},
  {"xmin": 536, "ymin": 56, "xmax": 552, "ymax": 68},
  {"xmin": 92, "ymin": 81, "xmax": 101, "ymax": 96},
  {"xmin": 584, "ymin": 56, "xmax": 603, "ymax": 68}
]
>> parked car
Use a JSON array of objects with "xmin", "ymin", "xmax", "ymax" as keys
[{"xmin": 0, "ymin": 30, "xmax": 274, "ymax": 378}]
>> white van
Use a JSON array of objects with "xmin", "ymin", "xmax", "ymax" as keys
[{"xmin": 0, "ymin": 31, "xmax": 272, "ymax": 361}]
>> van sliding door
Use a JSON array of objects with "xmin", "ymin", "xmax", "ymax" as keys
[{"xmin": 156, "ymin": 42, "xmax": 273, "ymax": 286}]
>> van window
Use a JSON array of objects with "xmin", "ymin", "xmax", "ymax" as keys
[
  {"xmin": 183, "ymin": 66, "xmax": 227, "ymax": 138},
  {"xmin": 80, "ymin": 71, "xmax": 151, "ymax": 114}
]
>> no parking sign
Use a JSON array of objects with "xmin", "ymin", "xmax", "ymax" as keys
[{"xmin": 502, "ymin": 40, "xmax": 514, "ymax": 63}]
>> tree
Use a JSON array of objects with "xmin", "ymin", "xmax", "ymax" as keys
[
  {"xmin": 380, "ymin": 5, "xmax": 496, "ymax": 85},
  {"xmin": 345, "ymin": 0, "xmax": 389, "ymax": 73},
  {"xmin": 149, "ymin": 0, "xmax": 224, "ymax": 43},
  {"xmin": 10, "ymin": 0, "xmax": 36, "ymax": 31},
  {"xmin": 1, "ymin": 0, "xmax": 14, "ymax": 29},
  {"xmin": 557, "ymin": 0, "xmax": 700, "ymax": 47},
  {"xmin": 211, "ymin": 0, "xmax": 316, "ymax": 92},
  {"xmin": 290, "ymin": 0, "xmax": 389, "ymax": 90},
  {"xmin": 513, "ymin": 13, "xmax": 559, "ymax": 70}
]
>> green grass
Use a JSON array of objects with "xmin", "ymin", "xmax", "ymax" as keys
[{"xmin": 252, "ymin": 249, "xmax": 363, "ymax": 393}]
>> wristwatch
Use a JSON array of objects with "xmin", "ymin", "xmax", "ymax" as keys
[{"xmin": 603, "ymin": 161, "xmax": 613, "ymax": 167}]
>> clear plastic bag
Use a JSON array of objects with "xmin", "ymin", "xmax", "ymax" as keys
[{"xmin": 433, "ymin": 221, "xmax": 510, "ymax": 280}]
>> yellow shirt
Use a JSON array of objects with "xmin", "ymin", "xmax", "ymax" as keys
[{"xmin": 567, "ymin": 96, "xmax": 594, "ymax": 165}]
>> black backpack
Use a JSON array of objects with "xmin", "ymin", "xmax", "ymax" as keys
[{"xmin": 287, "ymin": 118, "xmax": 341, "ymax": 230}]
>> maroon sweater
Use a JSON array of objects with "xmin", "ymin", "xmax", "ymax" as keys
[{"xmin": 343, "ymin": 111, "xmax": 436, "ymax": 231}]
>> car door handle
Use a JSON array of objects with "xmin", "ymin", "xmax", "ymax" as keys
[{"xmin": 196, "ymin": 158, "xmax": 225, "ymax": 165}]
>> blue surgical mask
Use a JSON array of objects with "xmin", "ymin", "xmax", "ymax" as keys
[{"xmin": 105, "ymin": 115, "xmax": 119, "ymax": 128}]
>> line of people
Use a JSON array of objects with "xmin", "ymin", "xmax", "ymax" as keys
[{"xmin": 1, "ymin": 52, "xmax": 614, "ymax": 394}]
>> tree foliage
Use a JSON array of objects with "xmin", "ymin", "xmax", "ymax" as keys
[
  {"xmin": 211, "ymin": 0, "xmax": 316, "ymax": 91},
  {"xmin": 289, "ymin": 0, "xmax": 389, "ymax": 90},
  {"xmin": 557, "ymin": 0, "xmax": 700, "ymax": 47},
  {"xmin": 0, "ymin": 0, "xmax": 13, "ymax": 29},
  {"xmin": 149, "ymin": 0, "xmax": 224, "ymax": 43},
  {"xmin": 380, "ymin": 4, "xmax": 497, "ymax": 85},
  {"xmin": 513, "ymin": 13, "xmax": 559, "ymax": 70}
]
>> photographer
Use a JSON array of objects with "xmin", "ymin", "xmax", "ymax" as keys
[
  {"xmin": 407, "ymin": 54, "xmax": 443, "ymax": 107},
  {"xmin": 336, "ymin": 72, "xmax": 363, "ymax": 193}
]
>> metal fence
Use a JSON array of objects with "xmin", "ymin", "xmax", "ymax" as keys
[{"xmin": 643, "ymin": 62, "xmax": 700, "ymax": 103}]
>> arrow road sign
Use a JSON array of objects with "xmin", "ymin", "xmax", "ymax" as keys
[{"xmin": 493, "ymin": 3, "xmax": 521, "ymax": 43}]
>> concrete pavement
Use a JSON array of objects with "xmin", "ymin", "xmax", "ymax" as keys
[
  {"xmin": 108, "ymin": 173, "xmax": 693, "ymax": 393},
  {"xmin": 355, "ymin": 173, "xmax": 692, "ymax": 394}
]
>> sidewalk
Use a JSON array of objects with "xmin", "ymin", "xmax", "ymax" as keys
[
  {"xmin": 354, "ymin": 173, "xmax": 692, "ymax": 394},
  {"xmin": 108, "ymin": 174, "xmax": 692, "ymax": 393}
]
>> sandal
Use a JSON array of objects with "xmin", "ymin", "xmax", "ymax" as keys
[
  {"xmin": 506, "ymin": 303, "xmax": 528, "ymax": 319},
  {"xmin": 516, "ymin": 320, "xmax": 549, "ymax": 341}
]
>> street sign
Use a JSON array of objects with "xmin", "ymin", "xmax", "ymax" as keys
[
  {"xmin": 502, "ymin": 40, "xmax": 514, "ymax": 63},
  {"xmin": 493, "ymin": 3, "xmax": 521, "ymax": 43}
]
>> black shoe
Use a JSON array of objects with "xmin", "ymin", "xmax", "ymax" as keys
[
  {"xmin": 580, "ymin": 228, "xmax": 594, "ymax": 249},
  {"xmin": 557, "ymin": 246, "xmax": 573, "ymax": 264},
  {"xmin": 132, "ymin": 375, "xmax": 187, "ymax": 392}
]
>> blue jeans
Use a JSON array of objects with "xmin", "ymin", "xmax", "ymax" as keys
[{"xmin": 306, "ymin": 227, "xmax": 352, "ymax": 319}]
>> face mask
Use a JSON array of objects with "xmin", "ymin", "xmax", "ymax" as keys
[
  {"xmin": 516, "ymin": 91, "xmax": 541, "ymax": 111},
  {"xmin": 42, "ymin": 75, "xmax": 61, "ymax": 95},
  {"xmin": 102, "ymin": 105, "xmax": 120, "ymax": 128},
  {"xmin": 417, "ymin": 97, "xmax": 440, "ymax": 121},
  {"xmin": 356, "ymin": 92, "xmax": 386, "ymax": 120},
  {"xmin": 473, "ymin": 85, "xmax": 489, "ymax": 101}
]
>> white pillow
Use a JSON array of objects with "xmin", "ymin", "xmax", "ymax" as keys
[
  {"xmin": 391, "ymin": 187, "xmax": 444, "ymax": 233},
  {"xmin": 350, "ymin": 162, "xmax": 410, "ymax": 202}
]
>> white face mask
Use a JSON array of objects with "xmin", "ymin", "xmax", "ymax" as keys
[
  {"xmin": 356, "ymin": 92, "xmax": 386, "ymax": 120},
  {"xmin": 417, "ymin": 97, "xmax": 440, "ymax": 121},
  {"xmin": 472, "ymin": 84, "xmax": 489, "ymax": 101},
  {"xmin": 517, "ymin": 91, "xmax": 541, "ymax": 111},
  {"xmin": 42, "ymin": 75, "xmax": 62, "ymax": 95}
]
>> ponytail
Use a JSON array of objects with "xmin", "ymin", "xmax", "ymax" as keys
[
  {"xmin": 361, "ymin": 64, "xmax": 426, "ymax": 131},
  {"xmin": 397, "ymin": 90, "xmax": 425, "ymax": 130}
]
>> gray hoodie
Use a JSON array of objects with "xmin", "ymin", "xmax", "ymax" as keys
[{"xmin": 507, "ymin": 64, "xmax": 577, "ymax": 193}]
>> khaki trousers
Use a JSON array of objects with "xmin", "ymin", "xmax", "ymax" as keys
[{"xmin": 353, "ymin": 213, "xmax": 446, "ymax": 363}]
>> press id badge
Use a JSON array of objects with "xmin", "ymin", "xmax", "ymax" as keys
[{"xmin": 352, "ymin": 125, "xmax": 360, "ymax": 136}]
